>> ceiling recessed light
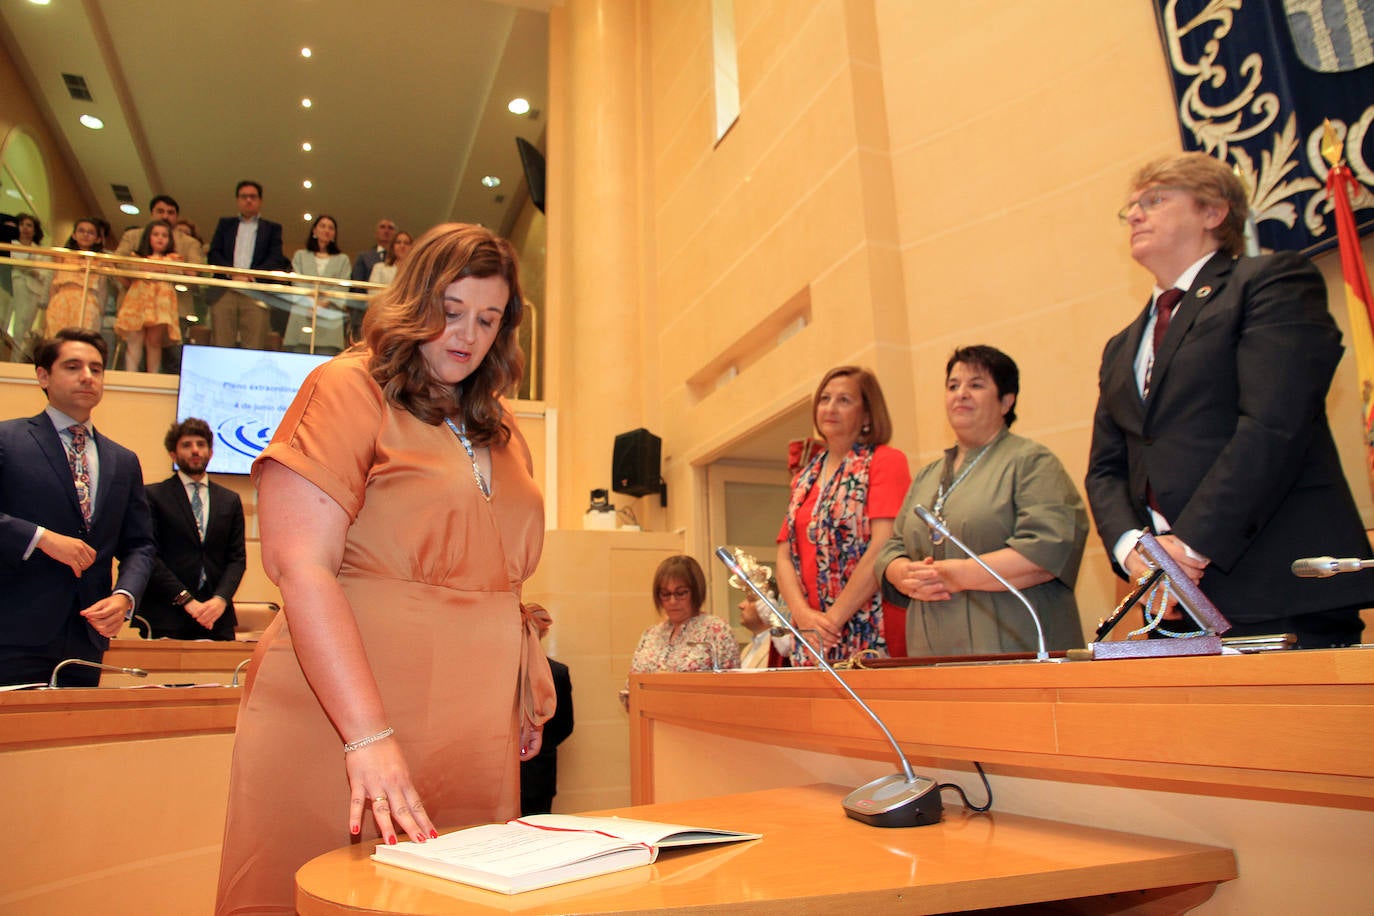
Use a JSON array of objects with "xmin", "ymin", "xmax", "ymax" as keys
[
  {"xmin": 303, "ymin": 212, "xmax": 313, "ymax": 222},
  {"xmin": 79, "ymin": 114, "xmax": 104, "ymax": 130},
  {"xmin": 28, "ymin": 0, "xmax": 51, "ymax": 6},
  {"xmin": 302, "ymin": 180, "xmax": 313, "ymax": 189},
  {"xmin": 300, "ymin": 47, "xmax": 312, "ymax": 58},
  {"xmin": 481, "ymin": 175, "xmax": 501, "ymax": 188},
  {"xmin": 507, "ymin": 98, "xmax": 531, "ymax": 115},
  {"xmin": 119, "ymin": 203, "xmax": 139, "ymax": 215},
  {"xmin": 301, "ymin": 98, "xmax": 312, "ymax": 108},
  {"xmin": 301, "ymin": 141, "xmax": 313, "ymax": 152}
]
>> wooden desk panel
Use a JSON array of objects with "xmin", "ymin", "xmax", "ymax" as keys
[
  {"xmin": 105, "ymin": 637, "xmax": 255, "ymax": 672},
  {"xmin": 0, "ymin": 686, "xmax": 240, "ymax": 750},
  {"xmin": 295, "ymin": 784, "xmax": 1236, "ymax": 915},
  {"xmin": 628, "ymin": 650, "xmax": 1374, "ymax": 806}
]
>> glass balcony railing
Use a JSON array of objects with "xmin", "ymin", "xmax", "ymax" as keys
[{"xmin": 0, "ymin": 241, "xmax": 542, "ymax": 399}]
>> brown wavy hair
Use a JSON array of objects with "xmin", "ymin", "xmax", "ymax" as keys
[
  {"xmin": 360, "ymin": 223, "xmax": 525, "ymax": 445},
  {"xmin": 811, "ymin": 365, "xmax": 893, "ymax": 445}
]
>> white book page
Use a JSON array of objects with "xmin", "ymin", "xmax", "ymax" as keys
[
  {"xmin": 385, "ymin": 824, "xmax": 642, "ymax": 878},
  {"xmin": 514, "ymin": 814, "xmax": 760, "ymax": 847}
]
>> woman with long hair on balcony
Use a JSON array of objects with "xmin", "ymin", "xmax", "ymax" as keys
[
  {"xmin": 6, "ymin": 213, "xmax": 50, "ymax": 361},
  {"xmin": 284, "ymin": 213, "xmax": 352, "ymax": 354}
]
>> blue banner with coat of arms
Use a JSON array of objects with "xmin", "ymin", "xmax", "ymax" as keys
[{"xmin": 1154, "ymin": 0, "xmax": 1374, "ymax": 254}]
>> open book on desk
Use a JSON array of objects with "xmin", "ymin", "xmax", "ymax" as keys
[{"xmin": 371, "ymin": 813, "xmax": 761, "ymax": 895}]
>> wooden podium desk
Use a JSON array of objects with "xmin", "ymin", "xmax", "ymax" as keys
[
  {"xmin": 295, "ymin": 784, "xmax": 1235, "ymax": 915},
  {"xmin": 102, "ymin": 636, "xmax": 256, "ymax": 685}
]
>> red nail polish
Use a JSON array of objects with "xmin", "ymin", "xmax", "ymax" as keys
[
  {"xmin": 388, "ymin": 835, "xmax": 397, "ymax": 845},
  {"xmin": 351, "ymin": 824, "xmax": 360, "ymax": 835},
  {"xmin": 430, "ymin": 830, "xmax": 439, "ymax": 839}
]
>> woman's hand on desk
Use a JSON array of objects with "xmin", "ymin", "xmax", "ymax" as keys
[{"xmin": 346, "ymin": 739, "xmax": 437, "ymax": 846}]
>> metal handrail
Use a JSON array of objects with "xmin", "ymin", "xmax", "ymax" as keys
[{"xmin": 0, "ymin": 241, "xmax": 380, "ymax": 304}]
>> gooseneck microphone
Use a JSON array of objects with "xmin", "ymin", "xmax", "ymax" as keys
[
  {"xmin": 1291, "ymin": 556, "xmax": 1374, "ymax": 578},
  {"xmin": 46, "ymin": 658, "xmax": 149, "ymax": 689},
  {"xmin": 913, "ymin": 505, "xmax": 1049, "ymax": 661},
  {"xmin": 715, "ymin": 546, "xmax": 942, "ymax": 828}
]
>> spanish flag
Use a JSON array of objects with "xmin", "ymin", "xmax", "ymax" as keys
[{"xmin": 1326, "ymin": 152, "xmax": 1374, "ymax": 495}]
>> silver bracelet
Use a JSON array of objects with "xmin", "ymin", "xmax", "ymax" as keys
[{"xmin": 342, "ymin": 726, "xmax": 394, "ymax": 753}]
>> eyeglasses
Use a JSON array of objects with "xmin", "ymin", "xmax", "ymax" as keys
[
  {"xmin": 1117, "ymin": 186, "xmax": 1186, "ymax": 223},
  {"xmin": 657, "ymin": 587, "xmax": 692, "ymax": 603}
]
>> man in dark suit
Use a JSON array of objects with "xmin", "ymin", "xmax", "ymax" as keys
[
  {"xmin": 351, "ymin": 217, "xmax": 397, "ymax": 282},
  {"xmin": 519, "ymin": 605, "xmax": 575, "ymax": 815},
  {"xmin": 206, "ymin": 180, "xmax": 291, "ymax": 349},
  {"xmin": 142, "ymin": 418, "xmax": 246, "ymax": 640},
  {"xmin": 0, "ymin": 328, "xmax": 156, "ymax": 685},
  {"xmin": 1086, "ymin": 152, "xmax": 1374, "ymax": 648}
]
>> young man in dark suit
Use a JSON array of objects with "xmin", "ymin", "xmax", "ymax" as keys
[
  {"xmin": 142, "ymin": 418, "xmax": 246, "ymax": 640},
  {"xmin": 0, "ymin": 328, "xmax": 155, "ymax": 685},
  {"xmin": 1086, "ymin": 152, "xmax": 1373, "ymax": 647},
  {"xmin": 206, "ymin": 180, "xmax": 291, "ymax": 349}
]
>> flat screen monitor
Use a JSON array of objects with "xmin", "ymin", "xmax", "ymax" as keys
[{"xmin": 175, "ymin": 345, "xmax": 331, "ymax": 475}]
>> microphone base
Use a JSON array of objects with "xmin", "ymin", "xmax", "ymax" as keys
[{"xmin": 843, "ymin": 773, "xmax": 943, "ymax": 828}]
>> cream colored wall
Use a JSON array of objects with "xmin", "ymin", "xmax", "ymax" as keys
[
  {"xmin": 873, "ymin": 0, "xmax": 1374, "ymax": 624},
  {"xmin": 642, "ymin": 0, "xmax": 916, "ymax": 514},
  {"xmin": 0, "ymin": 41, "xmax": 93, "ymax": 236},
  {"xmin": 523, "ymin": 529, "xmax": 684, "ymax": 813},
  {"xmin": 605, "ymin": 0, "xmax": 1374, "ymax": 638}
]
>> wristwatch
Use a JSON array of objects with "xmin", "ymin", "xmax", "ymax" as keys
[{"xmin": 172, "ymin": 590, "xmax": 193, "ymax": 607}]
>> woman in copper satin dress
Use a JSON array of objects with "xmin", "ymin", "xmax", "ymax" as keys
[{"xmin": 215, "ymin": 223, "xmax": 555, "ymax": 914}]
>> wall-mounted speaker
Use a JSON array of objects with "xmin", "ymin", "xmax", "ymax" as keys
[
  {"xmin": 612, "ymin": 428, "xmax": 662, "ymax": 499},
  {"xmin": 515, "ymin": 137, "xmax": 546, "ymax": 214}
]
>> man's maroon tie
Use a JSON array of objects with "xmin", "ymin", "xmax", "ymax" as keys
[
  {"xmin": 1152, "ymin": 288, "xmax": 1183, "ymax": 355},
  {"xmin": 1145, "ymin": 288, "xmax": 1184, "ymax": 514},
  {"xmin": 1144, "ymin": 288, "xmax": 1184, "ymax": 399}
]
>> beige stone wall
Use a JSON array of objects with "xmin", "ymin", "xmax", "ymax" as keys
[
  {"xmin": 0, "ymin": 41, "xmax": 94, "ymax": 237},
  {"xmin": 608, "ymin": 0, "xmax": 1374, "ymax": 637},
  {"xmin": 524, "ymin": 529, "xmax": 685, "ymax": 812}
]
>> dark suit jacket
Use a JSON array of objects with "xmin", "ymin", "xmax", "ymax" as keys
[
  {"xmin": 1085, "ymin": 251, "xmax": 1374, "ymax": 624},
  {"xmin": 205, "ymin": 216, "xmax": 291, "ymax": 303},
  {"xmin": 142, "ymin": 475, "xmax": 246, "ymax": 640},
  {"xmin": 352, "ymin": 247, "xmax": 385, "ymax": 283},
  {"xmin": 0, "ymin": 413, "xmax": 155, "ymax": 652},
  {"xmin": 520, "ymin": 658, "xmax": 573, "ymax": 816}
]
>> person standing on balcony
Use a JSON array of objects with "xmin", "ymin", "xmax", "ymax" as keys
[{"xmin": 206, "ymin": 181, "xmax": 290, "ymax": 349}]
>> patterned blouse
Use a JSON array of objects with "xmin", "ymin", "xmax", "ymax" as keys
[{"xmin": 628, "ymin": 613, "xmax": 742, "ymax": 674}]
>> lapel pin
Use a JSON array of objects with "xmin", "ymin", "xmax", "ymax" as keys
[{"xmin": 1196, "ymin": 285, "xmax": 1212, "ymax": 298}]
